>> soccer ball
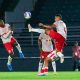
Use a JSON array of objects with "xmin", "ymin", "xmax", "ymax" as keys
[{"xmin": 24, "ymin": 12, "xmax": 31, "ymax": 19}]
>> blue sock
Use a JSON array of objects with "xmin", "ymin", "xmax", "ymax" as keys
[
  {"xmin": 19, "ymin": 52, "xmax": 24, "ymax": 58},
  {"xmin": 7, "ymin": 64, "xmax": 13, "ymax": 71}
]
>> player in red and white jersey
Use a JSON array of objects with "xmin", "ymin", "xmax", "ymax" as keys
[
  {"xmin": 0, "ymin": 20, "xmax": 24, "ymax": 71},
  {"xmin": 53, "ymin": 20, "xmax": 67, "ymax": 39},
  {"xmin": 28, "ymin": 14, "xmax": 67, "ymax": 75},
  {"xmin": 38, "ymin": 33, "xmax": 56, "ymax": 74}
]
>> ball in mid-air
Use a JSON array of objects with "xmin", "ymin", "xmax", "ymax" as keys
[{"xmin": 24, "ymin": 12, "xmax": 31, "ymax": 19}]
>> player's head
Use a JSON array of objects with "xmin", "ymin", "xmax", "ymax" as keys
[
  {"xmin": 74, "ymin": 41, "xmax": 78, "ymax": 46},
  {"xmin": 0, "ymin": 19, "xmax": 5, "ymax": 27},
  {"xmin": 55, "ymin": 14, "xmax": 62, "ymax": 21}
]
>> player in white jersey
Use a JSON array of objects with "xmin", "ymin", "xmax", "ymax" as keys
[
  {"xmin": 0, "ymin": 20, "xmax": 24, "ymax": 71},
  {"xmin": 53, "ymin": 20, "xmax": 67, "ymax": 39},
  {"xmin": 28, "ymin": 14, "xmax": 67, "ymax": 76},
  {"xmin": 38, "ymin": 33, "xmax": 56, "ymax": 74}
]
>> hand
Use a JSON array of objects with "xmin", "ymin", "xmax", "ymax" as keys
[{"xmin": 38, "ymin": 23, "xmax": 44, "ymax": 26}]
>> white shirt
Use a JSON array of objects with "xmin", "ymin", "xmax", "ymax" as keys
[
  {"xmin": 39, "ymin": 33, "xmax": 53, "ymax": 52},
  {"xmin": 54, "ymin": 20, "xmax": 67, "ymax": 39},
  {"xmin": 0, "ymin": 24, "xmax": 12, "ymax": 43}
]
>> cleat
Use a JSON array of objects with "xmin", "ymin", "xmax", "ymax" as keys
[
  {"xmin": 7, "ymin": 63, "xmax": 13, "ymax": 71},
  {"xmin": 19, "ymin": 53, "xmax": 24, "ymax": 59},
  {"xmin": 28, "ymin": 24, "xmax": 32, "ymax": 32},
  {"xmin": 44, "ymin": 72, "xmax": 48, "ymax": 76},
  {"xmin": 37, "ymin": 72, "xmax": 41, "ymax": 75},
  {"xmin": 37, "ymin": 73, "xmax": 46, "ymax": 76}
]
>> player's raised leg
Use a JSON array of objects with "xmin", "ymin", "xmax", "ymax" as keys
[
  {"xmin": 28, "ymin": 24, "xmax": 45, "ymax": 33},
  {"xmin": 12, "ymin": 37, "xmax": 24, "ymax": 58}
]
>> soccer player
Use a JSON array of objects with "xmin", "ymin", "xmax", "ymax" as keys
[
  {"xmin": 38, "ymin": 33, "xmax": 56, "ymax": 74},
  {"xmin": 28, "ymin": 14, "xmax": 67, "ymax": 75},
  {"xmin": 0, "ymin": 20, "xmax": 24, "ymax": 71},
  {"xmin": 72, "ymin": 41, "xmax": 80, "ymax": 71}
]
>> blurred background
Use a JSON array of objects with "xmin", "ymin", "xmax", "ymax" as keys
[{"xmin": 0, "ymin": 0, "xmax": 80, "ymax": 71}]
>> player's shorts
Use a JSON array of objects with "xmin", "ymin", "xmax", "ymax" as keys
[
  {"xmin": 47, "ymin": 50, "xmax": 57, "ymax": 59},
  {"xmin": 4, "ymin": 37, "xmax": 16, "ymax": 54},
  {"xmin": 40, "ymin": 51, "xmax": 52, "ymax": 60},
  {"xmin": 11, "ymin": 37, "xmax": 16, "ymax": 45},
  {"xmin": 49, "ymin": 30, "xmax": 65, "ymax": 52}
]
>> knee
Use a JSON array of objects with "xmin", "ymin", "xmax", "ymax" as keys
[
  {"xmin": 8, "ymin": 50, "xmax": 14, "ymax": 56},
  {"xmin": 46, "ymin": 57, "xmax": 50, "ymax": 61}
]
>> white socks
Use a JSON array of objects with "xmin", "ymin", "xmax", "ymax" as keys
[
  {"xmin": 38, "ymin": 61, "xmax": 56, "ymax": 73},
  {"xmin": 28, "ymin": 24, "xmax": 45, "ymax": 33},
  {"xmin": 52, "ymin": 61, "xmax": 56, "ymax": 72},
  {"xmin": 16, "ymin": 43, "xmax": 22, "ymax": 53},
  {"xmin": 38, "ymin": 62, "xmax": 43, "ymax": 72},
  {"xmin": 57, "ymin": 52, "xmax": 64, "ymax": 58},
  {"xmin": 31, "ymin": 28, "xmax": 45, "ymax": 33},
  {"xmin": 7, "ymin": 55, "xmax": 12, "ymax": 65},
  {"xmin": 57, "ymin": 52, "xmax": 64, "ymax": 63}
]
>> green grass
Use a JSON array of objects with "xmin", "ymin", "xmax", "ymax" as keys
[{"xmin": 0, "ymin": 72, "xmax": 80, "ymax": 80}]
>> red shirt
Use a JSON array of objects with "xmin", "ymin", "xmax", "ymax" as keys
[{"xmin": 72, "ymin": 46, "xmax": 80, "ymax": 59}]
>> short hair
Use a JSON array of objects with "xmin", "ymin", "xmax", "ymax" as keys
[{"xmin": 55, "ymin": 14, "xmax": 62, "ymax": 19}]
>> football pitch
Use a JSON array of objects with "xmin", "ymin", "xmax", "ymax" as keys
[{"xmin": 0, "ymin": 72, "xmax": 80, "ymax": 80}]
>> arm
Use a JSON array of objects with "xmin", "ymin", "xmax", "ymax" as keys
[
  {"xmin": 38, "ymin": 39, "xmax": 42, "ymax": 52},
  {"xmin": 39, "ymin": 23, "xmax": 56, "ymax": 29}
]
